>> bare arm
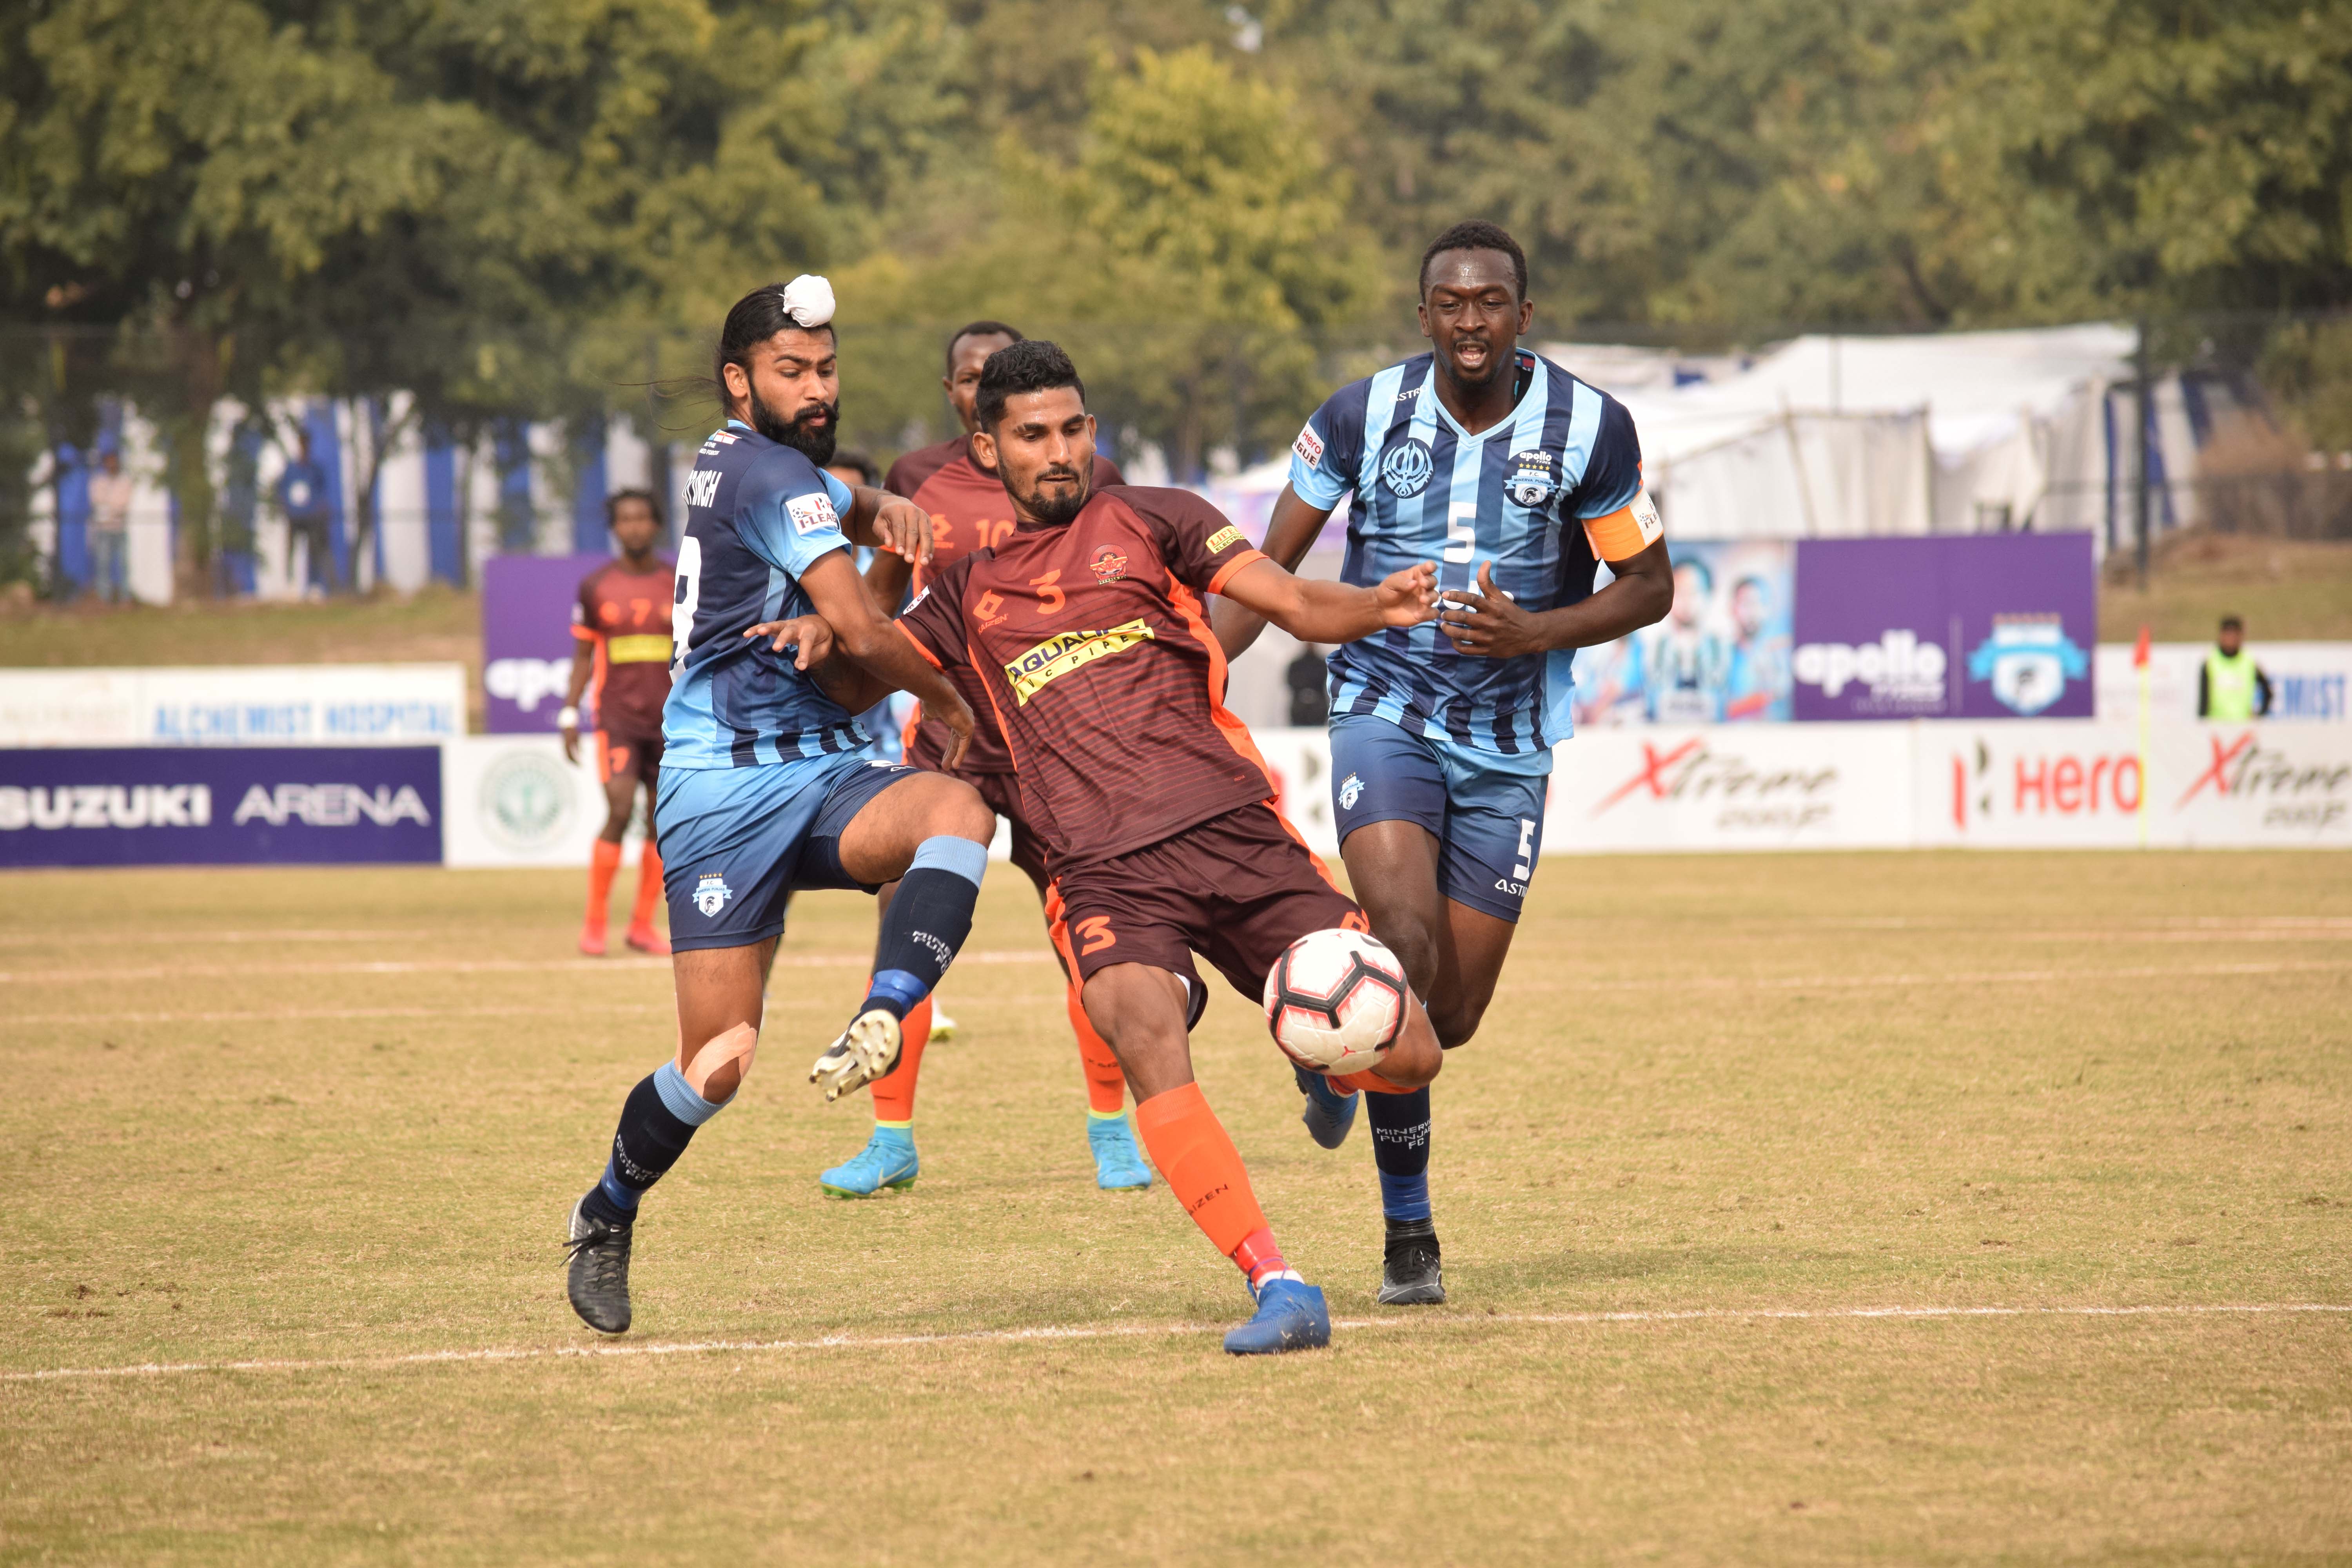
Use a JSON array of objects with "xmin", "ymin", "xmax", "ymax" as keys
[
  {"xmin": 1216, "ymin": 555, "xmax": 1436, "ymax": 647},
  {"xmin": 559, "ymin": 639, "xmax": 595, "ymax": 763},
  {"xmin": 787, "ymin": 550, "xmax": 974, "ymax": 767},
  {"xmin": 1211, "ymin": 483, "xmax": 1336, "ymax": 659},
  {"xmin": 1436, "ymin": 538, "xmax": 1674, "ymax": 659}
]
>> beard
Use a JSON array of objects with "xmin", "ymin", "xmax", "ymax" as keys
[
  {"xmin": 749, "ymin": 385, "xmax": 838, "ymax": 468},
  {"xmin": 1014, "ymin": 456, "xmax": 1093, "ymax": 528}
]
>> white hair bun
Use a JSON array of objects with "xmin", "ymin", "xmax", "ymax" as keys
[{"xmin": 779, "ymin": 274, "xmax": 835, "ymax": 328}]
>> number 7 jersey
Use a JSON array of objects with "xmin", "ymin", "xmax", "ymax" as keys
[{"xmin": 1289, "ymin": 348, "xmax": 1660, "ymax": 753}]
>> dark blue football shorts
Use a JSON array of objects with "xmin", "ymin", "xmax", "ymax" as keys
[{"xmin": 1326, "ymin": 711, "xmax": 1552, "ymax": 923}]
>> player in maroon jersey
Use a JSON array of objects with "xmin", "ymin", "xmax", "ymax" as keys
[
  {"xmin": 815, "ymin": 321, "xmax": 1146, "ymax": 1200},
  {"xmin": 766, "ymin": 341, "xmax": 1445, "ymax": 1353},
  {"xmin": 560, "ymin": 489, "xmax": 675, "ymax": 957}
]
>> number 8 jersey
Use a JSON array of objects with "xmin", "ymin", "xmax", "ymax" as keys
[
  {"xmin": 1289, "ymin": 348, "xmax": 1659, "ymax": 753},
  {"xmin": 662, "ymin": 420, "xmax": 869, "ymax": 770}
]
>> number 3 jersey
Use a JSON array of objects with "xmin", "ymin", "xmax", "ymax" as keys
[
  {"xmin": 883, "ymin": 436, "xmax": 1125, "ymax": 776},
  {"xmin": 663, "ymin": 420, "xmax": 866, "ymax": 770},
  {"xmin": 894, "ymin": 485, "xmax": 1272, "ymax": 870},
  {"xmin": 1289, "ymin": 348, "xmax": 1660, "ymax": 753}
]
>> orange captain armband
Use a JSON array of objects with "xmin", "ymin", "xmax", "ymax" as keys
[{"xmin": 1582, "ymin": 488, "xmax": 1664, "ymax": 563}]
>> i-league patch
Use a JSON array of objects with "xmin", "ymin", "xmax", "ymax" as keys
[
  {"xmin": 1293, "ymin": 423, "xmax": 1324, "ymax": 469},
  {"xmin": 786, "ymin": 492, "xmax": 839, "ymax": 536},
  {"xmin": 1382, "ymin": 438, "xmax": 1435, "ymax": 498},
  {"xmin": 693, "ymin": 872, "xmax": 733, "ymax": 917},
  {"xmin": 1506, "ymin": 449, "xmax": 1557, "ymax": 508}
]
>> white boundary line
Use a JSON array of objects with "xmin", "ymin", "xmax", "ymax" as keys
[
  {"xmin": 10, "ymin": 1303, "xmax": 2345, "ymax": 1384},
  {"xmin": 0, "ymin": 950, "xmax": 1055, "ymax": 985}
]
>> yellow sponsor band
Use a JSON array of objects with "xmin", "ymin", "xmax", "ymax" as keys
[
  {"xmin": 1205, "ymin": 523, "xmax": 1244, "ymax": 554},
  {"xmin": 1005, "ymin": 619, "xmax": 1157, "ymax": 706},
  {"xmin": 606, "ymin": 634, "xmax": 673, "ymax": 664}
]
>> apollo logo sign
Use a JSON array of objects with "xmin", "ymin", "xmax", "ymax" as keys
[{"xmin": 1792, "ymin": 632, "xmax": 1947, "ymax": 702}]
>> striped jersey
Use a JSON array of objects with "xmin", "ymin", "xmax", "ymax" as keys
[
  {"xmin": 1289, "ymin": 349, "xmax": 1660, "ymax": 752},
  {"xmin": 663, "ymin": 420, "xmax": 868, "ymax": 769}
]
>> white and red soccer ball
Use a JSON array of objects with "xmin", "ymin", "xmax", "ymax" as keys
[{"xmin": 1261, "ymin": 927, "xmax": 1409, "ymax": 1075}]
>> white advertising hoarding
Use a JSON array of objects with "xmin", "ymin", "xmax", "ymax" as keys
[
  {"xmin": 2094, "ymin": 642, "xmax": 2351, "ymax": 723},
  {"xmin": 1546, "ymin": 724, "xmax": 1916, "ymax": 853},
  {"xmin": 0, "ymin": 665, "xmax": 466, "ymax": 747},
  {"xmin": 441, "ymin": 734, "xmax": 643, "ymax": 868}
]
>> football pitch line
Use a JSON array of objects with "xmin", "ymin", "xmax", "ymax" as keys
[{"xmin": 9, "ymin": 1303, "xmax": 2347, "ymax": 1385}]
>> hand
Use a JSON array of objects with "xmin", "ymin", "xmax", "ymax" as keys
[
  {"xmin": 871, "ymin": 496, "xmax": 935, "ymax": 565},
  {"xmin": 935, "ymin": 690, "xmax": 976, "ymax": 771},
  {"xmin": 1376, "ymin": 561, "xmax": 1440, "ymax": 628},
  {"xmin": 1439, "ymin": 562, "xmax": 1542, "ymax": 658},
  {"xmin": 559, "ymin": 724, "xmax": 579, "ymax": 765},
  {"xmin": 744, "ymin": 614, "xmax": 836, "ymax": 669}
]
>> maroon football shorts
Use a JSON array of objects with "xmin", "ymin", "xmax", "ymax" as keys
[{"xmin": 1047, "ymin": 802, "xmax": 1367, "ymax": 1024}]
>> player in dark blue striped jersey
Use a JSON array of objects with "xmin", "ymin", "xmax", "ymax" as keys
[
  {"xmin": 1216, "ymin": 223, "xmax": 1674, "ymax": 1306},
  {"xmin": 564, "ymin": 279, "xmax": 998, "ymax": 1337}
]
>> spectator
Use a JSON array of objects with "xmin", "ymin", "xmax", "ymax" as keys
[
  {"xmin": 2198, "ymin": 615, "xmax": 2272, "ymax": 720},
  {"xmin": 278, "ymin": 432, "xmax": 334, "ymax": 596},
  {"xmin": 85, "ymin": 448, "xmax": 133, "ymax": 605},
  {"xmin": 1287, "ymin": 644, "xmax": 1330, "ymax": 727}
]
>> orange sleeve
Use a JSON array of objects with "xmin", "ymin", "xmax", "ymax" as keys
[
  {"xmin": 570, "ymin": 624, "xmax": 597, "ymax": 642},
  {"xmin": 1207, "ymin": 547, "xmax": 1269, "ymax": 596},
  {"xmin": 897, "ymin": 622, "xmax": 943, "ymax": 669}
]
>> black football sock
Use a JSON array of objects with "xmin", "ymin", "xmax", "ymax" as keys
[
  {"xmin": 863, "ymin": 836, "xmax": 986, "ymax": 1019},
  {"xmin": 579, "ymin": 1063, "xmax": 726, "ymax": 1227},
  {"xmin": 1366, "ymin": 1086, "xmax": 1433, "ymax": 1221}
]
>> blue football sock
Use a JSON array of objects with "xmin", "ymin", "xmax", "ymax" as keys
[
  {"xmin": 583, "ymin": 1061, "xmax": 728, "ymax": 1224},
  {"xmin": 1366, "ymin": 1085, "xmax": 1433, "ymax": 1221},
  {"xmin": 862, "ymin": 836, "xmax": 985, "ymax": 1019}
]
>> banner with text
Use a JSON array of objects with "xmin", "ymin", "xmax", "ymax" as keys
[
  {"xmin": 0, "ymin": 746, "xmax": 442, "ymax": 867},
  {"xmin": 482, "ymin": 553, "xmax": 614, "ymax": 733},
  {"xmin": 0, "ymin": 665, "xmax": 464, "ymax": 747},
  {"xmin": 1792, "ymin": 535, "xmax": 2097, "ymax": 721}
]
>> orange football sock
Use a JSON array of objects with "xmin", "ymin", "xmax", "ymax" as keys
[
  {"xmin": 630, "ymin": 842, "xmax": 664, "ymax": 926},
  {"xmin": 866, "ymin": 989, "xmax": 933, "ymax": 1124},
  {"xmin": 1134, "ymin": 1082, "xmax": 1275, "ymax": 1279},
  {"xmin": 1068, "ymin": 980, "xmax": 1127, "ymax": 1114},
  {"xmin": 584, "ymin": 839, "xmax": 622, "ymax": 932}
]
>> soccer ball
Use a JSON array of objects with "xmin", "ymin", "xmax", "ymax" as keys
[{"xmin": 1261, "ymin": 927, "xmax": 1409, "ymax": 1076}]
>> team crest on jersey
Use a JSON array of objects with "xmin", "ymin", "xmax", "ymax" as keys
[
  {"xmin": 693, "ymin": 873, "xmax": 733, "ymax": 918},
  {"xmin": 1089, "ymin": 545, "xmax": 1129, "ymax": 584},
  {"xmin": 1382, "ymin": 438, "xmax": 1435, "ymax": 498},
  {"xmin": 1506, "ymin": 450, "xmax": 1558, "ymax": 508},
  {"xmin": 1338, "ymin": 772, "xmax": 1365, "ymax": 811}
]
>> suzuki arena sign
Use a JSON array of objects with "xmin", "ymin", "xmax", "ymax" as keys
[{"xmin": 1791, "ymin": 535, "xmax": 2096, "ymax": 721}]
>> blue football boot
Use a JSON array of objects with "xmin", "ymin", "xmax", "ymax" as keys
[
  {"xmin": 819, "ymin": 1125, "xmax": 919, "ymax": 1198},
  {"xmin": 1294, "ymin": 1065, "xmax": 1359, "ymax": 1150},
  {"xmin": 1087, "ymin": 1113, "xmax": 1154, "ymax": 1191},
  {"xmin": 1223, "ymin": 1277, "xmax": 1332, "ymax": 1356}
]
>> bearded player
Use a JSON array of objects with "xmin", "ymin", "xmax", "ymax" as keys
[
  {"xmin": 813, "ymin": 320, "xmax": 1148, "ymax": 1201},
  {"xmin": 1215, "ymin": 221, "xmax": 1674, "ymax": 1306},
  {"xmin": 563, "ymin": 278, "xmax": 996, "ymax": 1336},
  {"xmin": 560, "ymin": 489, "xmax": 674, "ymax": 957},
  {"xmin": 789, "ymin": 340, "xmax": 1445, "ymax": 1353}
]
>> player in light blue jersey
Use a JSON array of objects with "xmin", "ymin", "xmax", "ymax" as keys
[
  {"xmin": 565, "ymin": 279, "xmax": 998, "ymax": 1336},
  {"xmin": 1215, "ymin": 222, "xmax": 1674, "ymax": 1306}
]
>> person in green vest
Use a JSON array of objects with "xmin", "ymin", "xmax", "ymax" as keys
[{"xmin": 2198, "ymin": 615, "xmax": 2272, "ymax": 720}]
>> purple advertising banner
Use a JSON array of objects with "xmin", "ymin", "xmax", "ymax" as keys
[
  {"xmin": 1791, "ymin": 535, "xmax": 2096, "ymax": 720},
  {"xmin": 482, "ymin": 553, "xmax": 611, "ymax": 733},
  {"xmin": 0, "ymin": 747, "xmax": 442, "ymax": 867}
]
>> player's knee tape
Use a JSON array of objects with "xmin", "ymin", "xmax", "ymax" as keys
[{"xmin": 677, "ymin": 1025, "xmax": 756, "ymax": 1103}]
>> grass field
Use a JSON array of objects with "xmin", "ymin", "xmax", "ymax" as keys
[{"xmin": 2, "ymin": 851, "xmax": 2348, "ymax": 1564}]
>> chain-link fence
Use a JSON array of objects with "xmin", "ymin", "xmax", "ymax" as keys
[{"xmin": 4, "ymin": 311, "xmax": 2347, "ymax": 601}]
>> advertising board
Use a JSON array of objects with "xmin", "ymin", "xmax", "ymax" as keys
[
  {"xmin": 0, "ymin": 665, "xmax": 465, "ymax": 747},
  {"xmin": 0, "ymin": 746, "xmax": 442, "ymax": 867},
  {"xmin": 1791, "ymin": 535, "xmax": 2097, "ymax": 721},
  {"xmin": 1546, "ymin": 723, "xmax": 1915, "ymax": 852},
  {"xmin": 2093, "ymin": 641, "xmax": 2352, "ymax": 723},
  {"xmin": 482, "ymin": 552, "xmax": 616, "ymax": 733},
  {"xmin": 1571, "ymin": 540, "xmax": 1795, "ymax": 727},
  {"xmin": 441, "ymin": 734, "xmax": 642, "ymax": 867}
]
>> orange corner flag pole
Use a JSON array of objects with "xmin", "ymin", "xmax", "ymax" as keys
[{"xmin": 2134, "ymin": 625, "xmax": 2152, "ymax": 848}]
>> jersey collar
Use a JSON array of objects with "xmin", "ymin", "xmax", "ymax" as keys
[{"xmin": 1425, "ymin": 348, "xmax": 1541, "ymax": 444}]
